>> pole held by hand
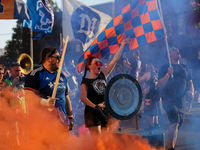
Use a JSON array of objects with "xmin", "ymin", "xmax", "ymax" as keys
[{"xmin": 52, "ymin": 35, "xmax": 69, "ymax": 98}]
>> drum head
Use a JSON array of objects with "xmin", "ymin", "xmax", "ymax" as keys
[{"xmin": 105, "ymin": 74, "xmax": 142, "ymax": 120}]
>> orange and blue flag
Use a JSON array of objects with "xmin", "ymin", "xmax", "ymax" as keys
[
  {"xmin": 0, "ymin": 0, "xmax": 30, "ymax": 20},
  {"xmin": 77, "ymin": 0, "xmax": 164, "ymax": 73}
]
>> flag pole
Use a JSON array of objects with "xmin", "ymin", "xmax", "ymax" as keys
[
  {"xmin": 52, "ymin": 35, "xmax": 69, "ymax": 98},
  {"xmin": 157, "ymin": 0, "xmax": 173, "ymax": 77},
  {"xmin": 30, "ymin": 29, "xmax": 33, "ymax": 60}
]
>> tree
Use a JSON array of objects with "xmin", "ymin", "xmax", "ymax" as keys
[
  {"xmin": 4, "ymin": 20, "xmax": 24, "ymax": 67},
  {"xmin": 4, "ymin": 0, "xmax": 62, "ymax": 67},
  {"xmin": 191, "ymin": 0, "xmax": 200, "ymax": 28}
]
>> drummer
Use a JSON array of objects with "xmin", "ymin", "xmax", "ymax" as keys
[{"xmin": 80, "ymin": 38, "xmax": 131, "ymax": 140}]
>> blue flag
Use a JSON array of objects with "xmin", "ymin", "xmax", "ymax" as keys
[{"xmin": 23, "ymin": 0, "xmax": 54, "ymax": 40}]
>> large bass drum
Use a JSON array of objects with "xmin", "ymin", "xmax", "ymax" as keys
[{"xmin": 105, "ymin": 74, "xmax": 142, "ymax": 120}]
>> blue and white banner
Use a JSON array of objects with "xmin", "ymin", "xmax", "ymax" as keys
[
  {"xmin": 62, "ymin": 0, "xmax": 112, "ymax": 51},
  {"xmin": 23, "ymin": 0, "xmax": 54, "ymax": 40}
]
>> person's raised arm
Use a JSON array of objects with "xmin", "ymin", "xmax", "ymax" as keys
[
  {"xmin": 102, "ymin": 37, "xmax": 131, "ymax": 78},
  {"xmin": 123, "ymin": 59, "xmax": 132, "ymax": 70}
]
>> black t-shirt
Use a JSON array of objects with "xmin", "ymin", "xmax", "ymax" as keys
[
  {"xmin": 189, "ymin": 57, "xmax": 200, "ymax": 82},
  {"xmin": 158, "ymin": 63, "xmax": 191, "ymax": 106},
  {"xmin": 146, "ymin": 72, "xmax": 159, "ymax": 100},
  {"xmin": 81, "ymin": 72, "xmax": 107, "ymax": 105},
  {"xmin": 130, "ymin": 59, "xmax": 138, "ymax": 78}
]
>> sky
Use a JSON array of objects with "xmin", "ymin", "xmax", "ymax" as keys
[{"xmin": 0, "ymin": 0, "xmax": 114, "ymax": 49}]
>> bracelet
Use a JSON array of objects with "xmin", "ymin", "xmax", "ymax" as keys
[
  {"xmin": 68, "ymin": 116, "xmax": 74, "ymax": 120},
  {"xmin": 68, "ymin": 115, "xmax": 73, "ymax": 118},
  {"xmin": 121, "ymin": 43, "xmax": 125, "ymax": 46},
  {"xmin": 166, "ymin": 73, "xmax": 170, "ymax": 77}
]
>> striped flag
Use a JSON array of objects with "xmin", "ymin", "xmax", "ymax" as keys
[
  {"xmin": 77, "ymin": 0, "xmax": 164, "ymax": 73},
  {"xmin": 0, "ymin": 0, "xmax": 30, "ymax": 20}
]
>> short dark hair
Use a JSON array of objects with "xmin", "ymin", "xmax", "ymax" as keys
[
  {"xmin": 165, "ymin": 47, "xmax": 179, "ymax": 59},
  {"xmin": 145, "ymin": 63, "xmax": 154, "ymax": 71},
  {"xmin": 169, "ymin": 47, "xmax": 179, "ymax": 53},
  {"xmin": 133, "ymin": 50, "xmax": 140, "ymax": 58},
  {"xmin": 0, "ymin": 67, "xmax": 3, "ymax": 71},
  {"xmin": 40, "ymin": 47, "xmax": 58, "ymax": 64},
  {"xmin": 116, "ymin": 64, "xmax": 122, "ymax": 71},
  {"xmin": 11, "ymin": 62, "xmax": 20, "ymax": 68}
]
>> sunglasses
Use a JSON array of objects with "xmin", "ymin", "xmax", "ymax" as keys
[
  {"xmin": 93, "ymin": 61, "xmax": 103, "ymax": 66},
  {"xmin": 15, "ymin": 70, "xmax": 21, "ymax": 72},
  {"xmin": 50, "ymin": 55, "xmax": 61, "ymax": 60},
  {"xmin": 169, "ymin": 47, "xmax": 179, "ymax": 52}
]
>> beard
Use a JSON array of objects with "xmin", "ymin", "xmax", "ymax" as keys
[{"xmin": 50, "ymin": 62, "xmax": 59, "ymax": 72}]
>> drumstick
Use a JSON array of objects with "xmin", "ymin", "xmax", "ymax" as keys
[{"xmin": 96, "ymin": 105, "xmax": 109, "ymax": 122}]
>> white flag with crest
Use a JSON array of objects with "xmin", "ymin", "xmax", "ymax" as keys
[{"xmin": 62, "ymin": 0, "xmax": 112, "ymax": 51}]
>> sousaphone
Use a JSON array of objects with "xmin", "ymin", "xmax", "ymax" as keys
[{"xmin": 17, "ymin": 53, "xmax": 33, "ymax": 75}]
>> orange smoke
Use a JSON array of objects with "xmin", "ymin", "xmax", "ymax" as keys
[
  {"xmin": 67, "ymin": 128, "xmax": 164, "ymax": 150},
  {"xmin": 0, "ymin": 92, "xmax": 163, "ymax": 150}
]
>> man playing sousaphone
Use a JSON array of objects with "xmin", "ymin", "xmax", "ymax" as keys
[{"xmin": 2, "ymin": 62, "xmax": 26, "ymax": 113}]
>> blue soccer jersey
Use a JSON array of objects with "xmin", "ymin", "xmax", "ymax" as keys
[{"xmin": 25, "ymin": 66, "xmax": 69, "ymax": 124}]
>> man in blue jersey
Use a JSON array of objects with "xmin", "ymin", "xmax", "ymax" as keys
[{"xmin": 24, "ymin": 47, "xmax": 74, "ymax": 131}]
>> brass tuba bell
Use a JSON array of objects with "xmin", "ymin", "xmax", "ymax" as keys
[{"xmin": 17, "ymin": 53, "xmax": 33, "ymax": 75}]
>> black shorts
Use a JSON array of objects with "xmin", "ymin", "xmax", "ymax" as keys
[
  {"xmin": 162, "ymin": 104, "xmax": 185, "ymax": 129},
  {"xmin": 145, "ymin": 90, "xmax": 160, "ymax": 116},
  {"xmin": 144, "ymin": 98, "xmax": 159, "ymax": 116},
  {"xmin": 193, "ymin": 79, "xmax": 200, "ymax": 91},
  {"xmin": 84, "ymin": 106, "xmax": 109, "ymax": 127}
]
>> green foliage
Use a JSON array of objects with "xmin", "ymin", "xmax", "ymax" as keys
[
  {"xmin": 191, "ymin": 0, "xmax": 200, "ymax": 28},
  {"xmin": 194, "ymin": 6, "xmax": 200, "ymax": 13}
]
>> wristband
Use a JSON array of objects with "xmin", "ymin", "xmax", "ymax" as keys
[
  {"xmin": 121, "ymin": 43, "xmax": 125, "ymax": 46},
  {"xmin": 40, "ymin": 98, "xmax": 50, "ymax": 106},
  {"xmin": 68, "ymin": 116, "xmax": 74, "ymax": 121},
  {"xmin": 166, "ymin": 73, "xmax": 170, "ymax": 77}
]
